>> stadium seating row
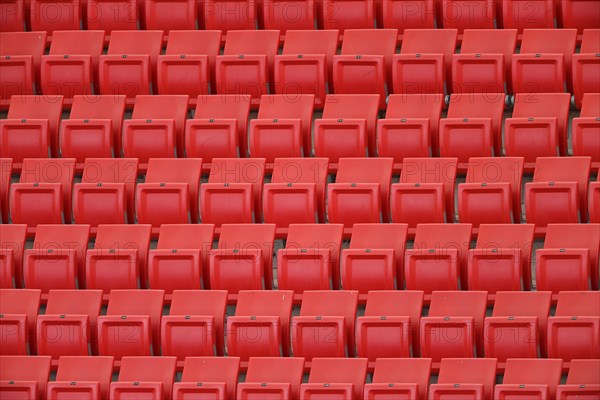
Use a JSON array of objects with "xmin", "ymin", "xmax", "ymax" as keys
[{"xmin": 1, "ymin": 289, "xmax": 599, "ymax": 368}]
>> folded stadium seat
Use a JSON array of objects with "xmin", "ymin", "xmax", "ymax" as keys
[
  {"xmin": 23, "ymin": 224, "xmax": 90, "ymax": 294},
  {"xmin": 40, "ymin": 30, "xmax": 103, "ymax": 99},
  {"xmin": 10, "ymin": 158, "xmax": 76, "ymax": 228},
  {"xmin": 249, "ymin": 94, "xmax": 315, "ymax": 162},
  {"xmin": 29, "ymin": 0, "xmax": 80, "ymax": 38},
  {"xmin": 420, "ymin": 291, "xmax": 488, "ymax": 365},
  {"xmin": 321, "ymin": 0, "xmax": 375, "ymax": 38},
  {"xmin": 536, "ymin": 223, "xmax": 600, "ymax": 295},
  {"xmin": 406, "ymin": 224, "xmax": 472, "ymax": 294},
  {"xmin": 503, "ymin": 0, "xmax": 555, "ymax": 39},
  {"xmin": 291, "ymin": 290, "xmax": 359, "ymax": 360},
  {"xmin": 204, "ymin": 0, "xmax": 257, "ymax": 41},
  {"xmin": 110, "ymin": 356, "xmax": 176, "ymax": 399},
  {"xmin": 572, "ymin": 93, "xmax": 600, "ymax": 172},
  {"xmin": 148, "ymin": 224, "xmax": 215, "ymax": 298},
  {"xmin": 209, "ymin": 224, "xmax": 276, "ymax": 294},
  {"xmin": 186, "ymin": 94, "xmax": 251, "ymax": 160},
  {"xmin": 157, "ymin": 31, "xmax": 221, "ymax": 99},
  {"xmin": 356, "ymin": 290, "xmax": 424, "ymax": 363},
  {"xmin": 0, "ymin": 356, "xmax": 51, "ymax": 399},
  {"xmin": 263, "ymin": 158, "xmax": 330, "ymax": 228},
  {"xmin": 0, "ymin": 158, "xmax": 12, "ymax": 223},
  {"xmin": 505, "ymin": 93, "xmax": 571, "ymax": 163},
  {"xmin": 0, "ymin": 224, "xmax": 26, "ymax": 289},
  {"xmin": 327, "ymin": 158, "xmax": 393, "ymax": 228},
  {"xmin": 429, "ymin": 358, "xmax": 497, "ymax": 399},
  {"xmin": 277, "ymin": 224, "xmax": 344, "ymax": 298},
  {"xmin": 590, "ymin": 177, "xmax": 600, "ymax": 223},
  {"xmin": 525, "ymin": 156, "xmax": 592, "ymax": 229},
  {"xmin": 495, "ymin": 358, "xmax": 562, "ymax": 399},
  {"xmin": 60, "ymin": 95, "xmax": 127, "ymax": 162},
  {"xmin": 333, "ymin": 29, "xmax": 398, "ymax": 110},
  {"xmin": 392, "ymin": 29, "xmax": 458, "ymax": 95},
  {"xmin": 484, "ymin": 291, "xmax": 552, "ymax": 367},
  {"xmin": 452, "ymin": 29, "xmax": 518, "ymax": 94},
  {"xmin": 561, "ymin": 0, "xmax": 600, "ymax": 35},
  {"xmin": 468, "ymin": 224, "xmax": 536, "ymax": 294},
  {"xmin": 97, "ymin": 290, "xmax": 164, "ymax": 360},
  {"xmin": 442, "ymin": 0, "xmax": 496, "ymax": 37},
  {"xmin": 36, "ymin": 289, "xmax": 102, "ymax": 359},
  {"xmin": 237, "ymin": 357, "xmax": 305, "ymax": 399},
  {"xmin": 1, "ymin": 94, "xmax": 64, "ymax": 160},
  {"xmin": 144, "ymin": 0, "xmax": 196, "ymax": 34},
  {"xmin": 439, "ymin": 92, "xmax": 505, "ymax": 164},
  {"xmin": 341, "ymin": 223, "xmax": 408, "ymax": 297},
  {"xmin": 136, "ymin": 158, "xmax": 202, "ymax": 228},
  {"xmin": 86, "ymin": 0, "xmax": 138, "ymax": 34},
  {"xmin": 0, "ymin": 289, "xmax": 41, "ymax": 355},
  {"xmin": 274, "ymin": 30, "xmax": 339, "ymax": 111},
  {"xmin": 161, "ymin": 290, "xmax": 228, "ymax": 361},
  {"xmin": 314, "ymin": 94, "xmax": 380, "ymax": 159},
  {"xmin": 547, "ymin": 291, "xmax": 600, "ymax": 363},
  {"xmin": 0, "ymin": 0, "xmax": 25, "ymax": 32},
  {"xmin": 73, "ymin": 158, "xmax": 138, "ymax": 226},
  {"xmin": 364, "ymin": 359, "xmax": 432, "ymax": 400},
  {"xmin": 512, "ymin": 28, "xmax": 577, "ymax": 93},
  {"xmin": 98, "ymin": 30, "xmax": 163, "ymax": 100},
  {"xmin": 46, "ymin": 356, "xmax": 114, "ymax": 400},
  {"xmin": 172, "ymin": 357, "xmax": 240, "ymax": 399},
  {"xmin": 458, "ymin": 157, "xmax": 524, "ymax": 226},
  {"xmin": 377, "ymin": 94, "xmax": 444, "ymax": 162},
  {"xmin": 572, "ymin": 30, "xmax": 600, "ymax": 108},
  {"xmin": 300, "ymin": 358, "xmax": 368, "ymax": 400},
  {"xmin": 391, "ymin": 158, "xmax": 458, "ymax": 229},
  {"xmin": 0, "ymin": 32, "xmax": 47, "ymax": 107},
  {"xmin": 227, "ymin": 290, "xmax": 294, "ymax": 359},
  {"xmin": 556, "ymin": 359, "xmax": 600, "ymax": 398},
  {"xmin": 262, "ymin": 0, "xmax": 315, "ymax": 40},
  {"xmin": 85, "ymin": 224, "xmax": 152, "ymax": 295},
  {"xmin": 382, "ymin": 0, "xmax": 436, "ymax": 40},
  {"xmin": 216, "ymin": 30, "xmax": 280, "ymax": 108}
]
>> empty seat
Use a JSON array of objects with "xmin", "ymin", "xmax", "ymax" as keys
[
  {"xmin": 0, "ymin": 0, "xmax": 25, "ymax": 32},
  {"xmin": 556, "ymin": 359, "xmax": 600, "ymax": 398},
  {"xmin": 322, "ymin": 0, "xmax": 374, "ymax": 34},
  {"xmin": 382, "ymin": 0, "xmax": 436, "ymax": 35},
  {"xmin": 0, "ymin": 289, "xmax": 41, "ymax": 355},
  {"xmin": 277, "ymin": 224, "xmax": 344, "ymax": 295},
  {"xmin": 263, "ymin": 0, "xmax": 315, "ymax": 36},
  {"xmin": 572, "ymin": 93, "xmax": 600, "ymax": 167},
  {"xmin": 364, "ymin": 358, "xmax": 432, "ymax": 400},
  {"xmin": 249, "ymin": 94, "xmax": 315, "ymax": 161},
  {"xmin": 391, "ymin": 157, "xmax": 458, "ymax": 227},
  {"xmin": 0, "ymin": 32, "xmax": 46, "ymax": 104},
  {"xmin": 201, "ymin": 158, "xmax": 265, "ymax": 225},
  {"xmin": 442, "ymin": 0, "xmax": 496, "ymax": 33},
  {"xmin": 161, "ymin": 290, "xmax": 228, "ymax": 360},
  {"xmin": 136, "ymin": 158, "xmax": 202, "ymax": 227},
  {"xmin": 10, "ymin": 158, "xmax": 76, "ymax": 226},
  {"xmin": 300, "ymin": 358, "xmax": 368, "ymax": 400},
  {"xmin": 458, "ymin": 157, "xmax": 524, "ymax": 225},
  {"xmin": 572, "ymin": 30, "xmax": 600, "ymax": 108},
  {"xmin": 0, "ymin": 356, "xmax": 51, "ymax": 399},
  {"xmin": 420, "ymin": 291, "xmax": 487, "ymax": 363},
  {"xmin": 237, "ymin": 357, "xmax": 305, "ymax": 399},
  {"xmin": 204, "ymin": 0, "xmax": 257, "ymax": 36},
  {"xmin": 86, "ymin": 0, "xmax": 138, "ymax": 33},
  {"xmin": 356, "ymin": 290, "xmax": 424, "ymax": 361},
  {"xmin": 525, "ymin": 157, "xmax": 591, "ymax": 227},
  {"xmin": 503, "ymin": 0, "xmax": 555, "ymax": 33},
  {"xmin": 36, "ymin": 289, "xmax": 102, "ymax": 358},
  {"xmin": 314, "ymin": 94, "xmax": 380, "ymax": 158},
  {"xmin": 172, "ymin": 357, "xmax": 240, "ymax": 399},
  {"xmin": 263, "ymin": 157, "xmax": 330, "ymax": 227},
  {"xmin": 144, "ymin": 0, "xmax": 196, "ymax": 32},
  {"xmin": 209, "ymin": 224, "xmax": 276, "ymax": 292},
  {"xmin": 85, "ymin": 224, "xmax": 152, "ymax": 293},
  {"xmin": 291, "ymin": 290, "xmax": 359, "ymax": 359},
  {"xmin": 29, "ymin": 0, "xmax": 80, "ymax": 35},
  {"xmin": 0, "ymin": 224, "xmax": 27, "ymax": 288},
  {"xmin": 110, "ymin": 356, "xmax": 176, "ymax": 399},
  {"xmin": 429, "ymin": 358, "xmax": 497, "ymax": 399},
  {"xmin": 495, "ymin": 358, "xmax": 562, "ymax": 399},
  {"xmin": 561, "ymin": 0, "xmax": 600, "ymax": 32},
  {"xmin": 406, "ymin": 224, "xmax": 472, "ymax": 293},
  {"xmin": 47, "ymin": 356, "xmax": 114, "ymax": 400},
  {"xmin": 0, "ymin": 158, "xmax": 12, "ymax": 223},
  {"xmin": 97, "ymin": 290, "xmax": 164, "ymax": 359}
]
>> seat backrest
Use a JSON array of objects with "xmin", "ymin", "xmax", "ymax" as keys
[
  {"xmin": 118, "ymin": 356, "xmax": 177, "ymax": 399},
  {"xmin": 340, "ymin": 29, "xmax": 398, "ymax": 70},
  {"xmin": 33, "ymin": 224, "xmax": 90, "ymax": 267},
  {"xmin": 217, "ymin": 224, "xmax": 276, "ymax": 274},
  {"xmin": 580, "ymin": 29, "xmax": 600, "ymax": 53},
  {"xmin": 386, "ymin": 94, "xmax": 445, "ymax": 135},
  {"xmin": 299, "ymin": 290, "xmax": 359, "ymax": 318},
  {"xmin": 336, "ymin": 157, "xmax": 394, "ymax": 200},
  {"xmin": 106, "ymin": 289, "xmax": 164, "ymax": 316},
  {"xmin": 271, "ymin": 158, "xmax": 329, "ymax": 198},
  {"xmin": 132, "ymin": 95, "xmax": 189, "ymax": 137},
  {"xmin": 349, "ymin": 223, "xmax": 408, "ymax": 268},
  {"xmin": 165, "ymin": 30, "xmax": 222, "ymax": 75},
  {"xmin": 48, "ymin": 30, "xmax": 105, "ymax": 68},
  {"xmin": 0, "ymin": 31, "xmax": 47, "ymax": 73},
  {"xmin": 223, "ymin": 30, "xmax": 280, "ymax": 67},
  {"xmin": 145, "ymin": 158, "xmax": 202, "ymax": 206},
  {"xmin": 235, "ymin": 291, "xmax": 294, "ymax": 330},
  {"xmin": 502, "ymin": 0, "xmax": 555, "ymax": 29},
  {"xmin": 8, "ymin": 95, "xmax": 64, "ymax": 138},
  {"xmin": 282, "ymin": 30, "xmax": 340, "ymax": 71},
  {"xmin": 180, "ymin": 357, "xmax": 241, "ymax": 399},
  {"xmin": 157, "ymin": 224, "xmax": 215, "ymax": 250},
  {"xmin": 0, "ymin": 288, "xmax": 41, "ymax": 328},
  {"xmin": 428, "ymin": 291, "xmax": 488, "ymax": 326},
  {"xmin": 437, "ymin": 358, "xmax": 497, "ymax": 400},
  {"xmin": 475, "ymin": 223, "xmax": 535, "ymax": 268},
  {"xmin": 465, "ymin": 157, "xmax": 523, "ymax": 186},
  {"xmin": 193, "ymin": 95, "xmax": 251, "ymax": 149},
  {"xmin": 413, "ymin": 224, "xmax": 472, "ymax": 267},
  {"xmin": 580, "ymin": 93, "xmax": 600, "ymax": 117},
  {"xmin": 323, "ymin": 94, "xmax": 380, "ymax": 137},
  {"xmin": 555, "ymin": 291, "xmax": 600, "ymax": 316},
  {"xmin": 566, "ymin": 359, "xmax": 600, "ymax": 384},
  {"xmin": 45, "ymin": 289, "xmax": 103, "ymax": 326},
  {"xmin": 94, "ymin": 224, "xmax": 152, "ymax": 268},
  {"xmin": 257, "ymin": 94, "xmax": 315, "ymax": 143},
  {"xmin": 208, "ymin": 158, "xmax": 265, "ymax": 211},
  {"xmin": 460, "ymin": 28, "xmax": 518, "ymax": 70},
  {"xmin": 106, "ymin": 30, "xmax": 163, "ymax": 68},
  {"xmin": 544, "ymin": 224, "xmax": 600, "ymax": 273},
  {"xmin": 400, "ymin": 29, "xmax": 458, "ymax": 56},
  {"xmin": 70, "ymin": 95, "xmax": 127, "ymax": 140},
  {"xmin": 502, "ymin": 359, "xmax": 562, "ymax": 398},
  {"xmin": 308, "ymin": 358, "xmax": 368, "ymax": 400},
  {"xmin": 371, "ymin": 358, "xmax": 432, "ymax": 399},
  {"xmin": 520, "ymin": 29, "xmax": 578, "ymax": 64},
  {"xmin": 169, "ymin": 290, "xmax": 227, "ymax": 316},
  {"xmin": 0, "ymin": 355, "xmax": 52, "ymax": 397},
  {"xmin": 81, "ymin": 158, "xmax": 138, "ymax": 185},
  {"xmin": 492, "ymin": 291, "xmax": 552, "ymax": 321},
  {"xmin": 363, "ymin": 290, "xmax": 424, "ymax": 320},
  {"xmin": 55, "ymin": 356, "xmax": 114, "ymax": 399},
  {"xmin": 513, "ymin": 93, "xmax": 571, "ymax": 139},
  {"xmin": 447, "ymin": 93, "xmax": 505, "ymax": 138},
  {"xmin": 285, "ymin": 224, "xmax": 344, "ymax": 264},
  {"xmin": 245, "ymin": 357, "xmax": 305, "ymax": 398},
  {"xmin": 0, "ymin": 224, "xmax": 27, "ymax": 278}
]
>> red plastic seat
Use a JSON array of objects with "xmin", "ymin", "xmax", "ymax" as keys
[
  {"xmin": 136, "ymin": 158, "xmax": 202, "ymax": 227},
  {"xmin": 47, "ymin": 356, "xmax": 114, "ymax": 400},
  {"xmin": 0, "ymin": 0, "xmax": 25, "ymax": 32},
  {"xmin": 249, "ymin": 94, "xmax": 315, "ymax": 161},
  {"xmin": 0, "ymin": 224, "xmax": 27, "ymax": 288},
  {"xmin": 561, "ymin": 0, "xmax": 600, "ymax": 32},
  {"xmin": 144, "ymin": 0, "xmax": 196, "ymax": 32},
  {"xmin": 10, "ymin": 158, "xmax": 76, "ymax": 226},
  {"xmin": 420, "ymin": 291, "xmax": 488, "ymax": 364},
  {"xmin": 342, "ymin": 223, "xmax": 408, "ymax": 295},
  {"xmin": 291, "ymin": 290, "xmax": 359, "ymax": 359},
  {"xmin": 110, "ymin": 356, "xmax": 176, "ymax": 400},
  {"xmin": 161, "ymin": 290, "xmax": 228, "ymax": 360},
  {"xmin": 209, "ymin": 224, "xmax": 276, "ymax": 292},
  {"xmin": 503, "ymin": 0, "xmax": 555, "ymax": 33},
  {"xmin": 204, "ymin": 0, "xmax": 256, "ymax": 37},
  {"xmin": 429, "ymin": 358, "xmax": 497, "ymax": 399},
  {"xmin": 263, "ymin": 0, "xmax": 315, "ymax": 37},
  {"xmin": 356, "ymin": 290, "xmax": 424, "ymax": 362},
  {"xmin": 300, "ymin": 358, "xmax": 368, "ymax": 400},
  {"xmin": 237, "ymin": 357, "xmax": 305, "ymax": 400},
  {"xmin": 315, "ymin": 94, "xmax": 380, "ymax": 159},
  {"xmin": 0, "ymin": 158, "xmax": 12, "ymax": 223},
  {"xmin": 97, "ymin": 290, "xmax": 164, "ymax": 360},
  {"xmin": 458, "ymin": 157, "xmax": 524, "ymax": 226},
  {"xmin": 36, "ymin": 289, "xmax": 102, "ymax": 359},
  {"xmin": 0, "ymin": 356, "xmax": 51, "ymax": 399},
  {"xmin": 556, "ymin": 359, "xmax": 600, "ymax": 399},
  {"xmin": 263, "ymin": 157, "xmax": 329, "ymax": 227},
  {"xmin": 525, "ymin": 157, "xmax": 591, "ymax": 227},
  {"xmin": 87, "ymin": 0, "xmax": 138, "ymax": 33},
  {"xmin": 442, "ymin": 0, "xmax": 495, "ymax": 33},
  {"xmin": 85, "ymin": 224, "xmax": 152, "ymax": 294},
  {"xmin": 172, "ymin": 357, "xmax": 240, "ymax": 400},
  {"xmin": 495, "ymin": 358, "xmax": 562, "ymax": 399},
  {"xmin": 382, "ymin": 0, "xmax": 435, "ymax": 36},
  {"xmin": 590, "ymin": 177, "xmax": 600, "ymax": 223},
  {"xmin": 364, "ymin": 358, "xmax": 432, "ymax": 400},
  {"xmin": 29, "ymin": 0, "xmax": 80, "ymax": 35},
  {"xmin": 406, "ymin": 224, "xmax": 472, "ymax": 293},
  {"xmin": 322, "ymin": 0, "xmax": 374, "ymax": 35},
  {"xmin": 391, "ymin": 158, "xmax": 458, "ymax": 227},
  {"xmin": 573, "ymin": 93, "xmax": 600, "ymax": 168},
  {"xmin": 1, "ymin": 94, "xmax": 64, "ymax": 160},
  {"xmin": 0, "ymin": 289, "xmax": 41, "ymax": 355},
  {"xmin": 572, "ymin": 30, "xmax": 600, "ymax": 108}
]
